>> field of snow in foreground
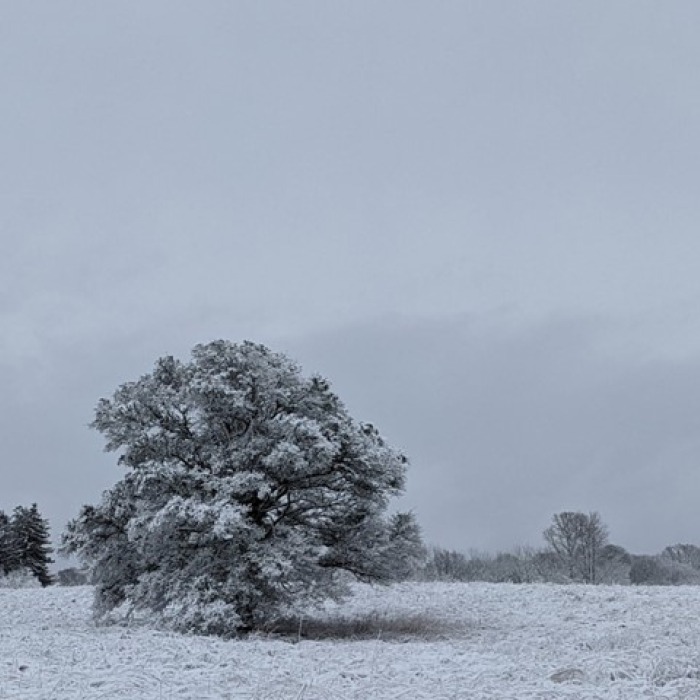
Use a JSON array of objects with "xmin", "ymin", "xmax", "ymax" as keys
[{"xmin": 1, "ymin": 582, "xmax": 700, "ymax": 699}]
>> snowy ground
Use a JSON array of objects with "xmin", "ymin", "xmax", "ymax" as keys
[{"xmin": 1, "ymin": 582, "xmax": 700, "ymax": 699}]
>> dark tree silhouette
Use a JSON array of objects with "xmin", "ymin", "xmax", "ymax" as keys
[{"xmin": 11, "ymin": 504, "xmax": 54, "ymax": 587}]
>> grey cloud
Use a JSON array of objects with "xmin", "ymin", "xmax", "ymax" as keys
[
  {"xmin": 283, "ymin": 315, "xmax": 700, "ymax": 554},
  {"xmin": 2, "ymin": 2, "xmax": 700, "ymax": 562}
]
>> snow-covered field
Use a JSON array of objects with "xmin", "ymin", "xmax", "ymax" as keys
[{"xmin": 2, "ymin": 582, "xmax": 700, "ymax": 699}]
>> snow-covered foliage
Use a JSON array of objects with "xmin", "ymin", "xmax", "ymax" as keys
[
  {"xmin": 10, "ymin": 504, "xmax": 54, "ymax": 586},
  {"xmin": 5, "ymin": 582, "xmax": 700, "ymax": 698},
  {"xmin": 383, "ymin": 511, "xmax": 426, "ymax": 581},
  {"xmin": 630, "ymin": 553, "xmax": 700, "ymax": 585},
  {"xmin": 63, "ymin": 340, "xmax": 420, "ymax": 634},
  {"xmin": 661, "ymin": 543, "xmax": 700, "ymax": 570},
  {"xmin": 0, "ymin": 504, "xmax": 53, "ymax": 586}
]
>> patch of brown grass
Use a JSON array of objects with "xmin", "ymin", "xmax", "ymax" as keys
[{"xmin": 263, "ymin": 611, "xmax": 467, "ymax": 641}]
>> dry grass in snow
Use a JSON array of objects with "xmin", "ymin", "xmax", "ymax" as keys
[{"xmin": 1, "ymin": 582, "xmax": 700, "ymax": 698}]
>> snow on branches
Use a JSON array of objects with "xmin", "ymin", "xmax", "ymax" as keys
[{"xmin": 63, "ymin": 340, "xmax": 423, "ymax": 634}]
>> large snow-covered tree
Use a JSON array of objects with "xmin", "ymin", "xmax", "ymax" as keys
[{"xmin": 63, "ymin": 340, "xmax": 419, "ymax": 634}]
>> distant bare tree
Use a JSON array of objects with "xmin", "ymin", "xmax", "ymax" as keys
[
  {"xmin": 543, "ymin": 511, "xmax": 608, "ymax": 583},
  {"xmin": 581, "ymin": 512, "xmax": 609, "ymax": 584},
  {"xmin": 543, "ymin": 512, "xmax": 587, "ymax": 580}
]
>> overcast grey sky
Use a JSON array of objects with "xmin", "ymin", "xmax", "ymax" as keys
[{"xmin": 3, "ymin": 2, "xmax": 700, "ymax": 557}]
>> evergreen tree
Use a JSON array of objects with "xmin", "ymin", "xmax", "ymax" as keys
[
  {"xmin": 11, "ymin": 505, "xmax": 54, "ymax": 586},
  {"xmin": 383, "ymin": 511, "xmax": 426, "ymax": 580},
  {"xmin": 0, "ymin": 510, "xmax": 20, "ymax": 574},
  {"xmin": 0, "ymin": 511, "xmax": 22, "ymax": 575},
  {"xmin": 0, "ymin": 511, "xmax": 9, "ymax": 573}
]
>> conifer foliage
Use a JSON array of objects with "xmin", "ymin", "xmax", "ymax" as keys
[
  {"xmin": 0, "ymin": 504, "xmax": 54, "ymax": 586},
  {"xmin": 63, "ymin": 340, "xmax": 421, "ymax": 635}
]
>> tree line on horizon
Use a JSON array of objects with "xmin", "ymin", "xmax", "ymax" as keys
[
  {"xmin": 56, "ymin": 508, "xmax": 700, "ymax": 590},
  {"xmin": 420, "ymin": 510, "xmax": 700, "ymax": 586}
]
